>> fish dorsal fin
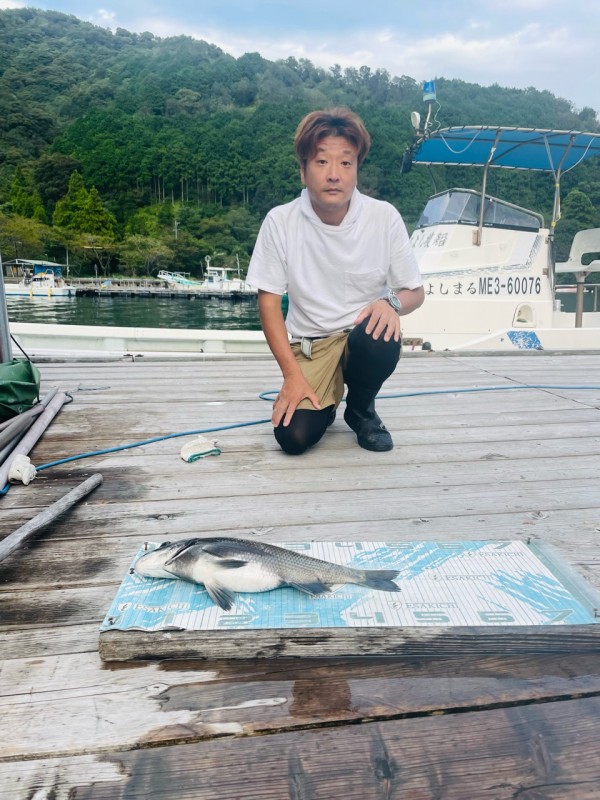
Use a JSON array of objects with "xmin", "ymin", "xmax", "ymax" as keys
[
  {"xmin": 288, "ymin": 579, "xmax": 332, "ymax": 597},
  {"xmin": 205, "ymin": 582, "xmax": 235, "ymax": 611}
]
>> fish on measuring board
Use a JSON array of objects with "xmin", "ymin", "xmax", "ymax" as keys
[{"xmin": 134, "ymin": 537, "xmax": 401, "ymax": 611}]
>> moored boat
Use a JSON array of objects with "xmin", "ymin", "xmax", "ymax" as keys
[
  {"xmin": 158, "ymin": 264, "xmax": 256, "ymax": 294},
  {"xmin": 3, "ymin": 260, "xmax": 77, "ymax": 298},
  {"xmin": 401, "ymin": 126, "xmax": 600, "ymax": 351}
]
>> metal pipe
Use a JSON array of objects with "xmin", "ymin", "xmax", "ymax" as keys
[
  {"xmin": 0, "ymin": 391, "xmax": 67, "ymax": 488},
  {"xmin": 0, "ymin": 388, "xmax": 57, "ymax": 434},
  {"xmin": 475, "ymin": 129, "xmax": 502, "ymax": 247},
  {"xmin": 0, "ymin": 389, "xmax": 58, "ymax": 466},
  {"xmin": 575, "ymin": 273, "xmax": 586, "ymax": 328},
  {"xmin": 0, "ymin": 407, "xmax": 44, "ymax": 451},
  {"xmin": 0, "ymin": 473, "xmax": 103, "ymax": 563},
  {"xmin": 0, "ymin": 253, "xmax": 13, "ymax": 363},
  {"xmin": 550, "ymin": 133, "xmax": 575, "ymax": 231}
]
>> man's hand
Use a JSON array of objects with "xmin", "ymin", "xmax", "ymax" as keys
[
  {"xmin": 257, "ymin": 290, "xmax": 322, "ymax": 426},
  {"xmin": 354, "ymin": 298, "xmax": 401, "ymax": 342},
  {"xmin": 273, "ymin": 374, "xmax": 321, "ymax": 427}
]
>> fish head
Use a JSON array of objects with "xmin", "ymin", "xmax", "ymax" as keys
[{"xmin": 134, "ymin": 540, "xmax": 189, "ymax": 579}]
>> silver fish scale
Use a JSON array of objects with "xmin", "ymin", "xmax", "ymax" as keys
[{"xmin": 201, "ymin": 538, "xmax": 365, "ymax": 583}]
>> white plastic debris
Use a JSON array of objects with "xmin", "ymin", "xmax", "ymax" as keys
[
  {"xmin": 8, "ymin": 454, "xmax": 37, "ymax": 485},
  {"xmin": 180, "ymin": 435, "xmax": 221, "ymax": 463}
]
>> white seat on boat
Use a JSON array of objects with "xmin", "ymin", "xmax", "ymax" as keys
[{"xmin": 555, "ymin": 228, "xmax": 600, "ymax": 274}]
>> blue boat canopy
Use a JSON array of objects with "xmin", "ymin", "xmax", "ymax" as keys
[
  {"xmin": 405, "ymin": 126, "xmax": 600, "ymax": 231},
  {"xmin": 409, "ymin": 126, "xmax": 600, "ymax": 172}
]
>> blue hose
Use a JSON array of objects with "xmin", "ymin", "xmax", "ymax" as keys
[{"xmin": 2, "ymin": 382, "xmax": 599, "ymax": 495}]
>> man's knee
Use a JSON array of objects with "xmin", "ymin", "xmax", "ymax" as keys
[
  {"xmin": 274, "ymin": 425, "xmax": 311, "ymax": 455},
  {"xmin": 350, "ymin": 317, "xmax": 401, "ymax": 357},
  {"xmin": 273, "ymin": 407, "xmax": 331, "ymax": 455},
  {"xmin": 346, "ymin": 318, "xmax": 401, "ymax": 381}
]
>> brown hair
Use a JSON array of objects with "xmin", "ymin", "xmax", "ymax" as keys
[{"xmin": 294, "ymin": 108, "xmax": 371, "ymax": 168}]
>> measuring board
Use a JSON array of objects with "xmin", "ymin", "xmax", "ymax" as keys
[{"xmin": 99, "ymin": 540, "xmax": 600, "ymax": 662}]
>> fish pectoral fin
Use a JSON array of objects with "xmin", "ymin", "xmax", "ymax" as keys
[
  {"xmin": 205, "ymin": 581, "xmax": 236, "ymax": 611},
  {"xmin": 288, "ymin": 579, "xmax": 332, "ymax": 597},
  {"xmin": 215, "ymin": 558, "xmax": 248, "ymax": 570}
]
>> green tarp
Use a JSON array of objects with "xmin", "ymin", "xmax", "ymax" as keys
[{"xmin": 0, "ymin": 360, "xmax": 41, "ymax": 421}]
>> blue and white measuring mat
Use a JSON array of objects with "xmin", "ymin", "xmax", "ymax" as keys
[{"xmin": 100, "ymin": 540, "xmax": 600, "ymax": 633}]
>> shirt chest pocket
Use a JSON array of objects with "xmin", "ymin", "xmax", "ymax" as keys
[{"xmin": 344, "ymin": 269, "xmax": 382, "ymax": 305}]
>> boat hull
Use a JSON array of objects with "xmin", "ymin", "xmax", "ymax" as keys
[
  {"xmin": 9, "ymin": 321, "xmax": 269, "ymax": 357},
  {"xmin": 5, "ymin": 286, "xmax": 76, "ymax": 297},
  {"xmin": 8, "ymin": 319, "xmax": 599, "ymax": 358}
]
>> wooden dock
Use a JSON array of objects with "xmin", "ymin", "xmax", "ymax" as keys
[
  {"xmin": 71, "ymin": 277, "xmax": 258, "ymax": 300},
  {"xmin": 1, "ymin": 350, "xmax": 600, "ymax": 798}
]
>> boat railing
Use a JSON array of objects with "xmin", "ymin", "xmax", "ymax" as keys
[{"xmin": 555, "ymin": 283, "xmax": 600, "ymax": 312}]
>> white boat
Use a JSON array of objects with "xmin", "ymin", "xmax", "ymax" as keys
[
  {"xmin": 401, "ymin": 126, "xmax": 600, "ymax": 351},
  {"xmin": 157, "ymin": 270, "xmax": 200, "ymax": 288},
  {"xmin": 4, "ymin": 261, "xmax": 77, "ymax": 298},
  {"xmin": 158, "ymin": 264, "xmax": 256, "ymax": 294}
]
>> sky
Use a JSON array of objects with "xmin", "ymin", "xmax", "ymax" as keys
[{"xmin": 2, "ymin": 0, "xmax": 599, "ymax": 116}]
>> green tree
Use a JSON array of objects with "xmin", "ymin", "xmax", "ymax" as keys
[
  {"xmin": 9, "ymin": 169, "xmax": 47, "ymax": 222},
  {"xmin": 34, "ymin": 152, "xmax": 82, "ymax": 214},
  {"xmin": 118, "ymin": 234, "xmax": 173, "ymax": 276},
  {"xmin": 555, "ymin": 189, "xmax": 596, "ymax": 265},
  {"xmin": 82, "ymin": 188, "xmax": 117, "ymax": 236},
  {"xmin": 52, "ymin": 171, "xmax": 88, "ymax": 230},
  {"xmin": 52, "ymin": 171, "xmax": 116, "ymax": 236},
  {"xmin": 0, "ymin": 212, "xmax": 53, "ymax": 260},
  {"xmin": 561, "ymin": 189, "xmax": 595, "ymax": 227}
]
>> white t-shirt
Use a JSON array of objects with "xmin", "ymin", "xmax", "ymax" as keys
[{"xmin": 247, "ymin": 187, "xmax": 422, "ymax": 339}]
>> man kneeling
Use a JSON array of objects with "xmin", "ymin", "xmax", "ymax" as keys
[{"xmin": 247, "ymin": 107, "xmax": 425, "ymax": 455}]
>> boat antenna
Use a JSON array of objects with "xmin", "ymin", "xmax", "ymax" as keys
[{"xmin": 402, "ymin": 79, "xmax": 442, "ymax": 174}]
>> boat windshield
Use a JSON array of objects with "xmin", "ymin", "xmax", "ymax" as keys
[{"xmin": 416, "ymin": 190, "xmax": 542, "ymax": 232}]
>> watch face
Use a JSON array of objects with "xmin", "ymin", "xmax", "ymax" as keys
[{"xmin": 387, "ymin": 291, "xmax": 401, "ymax": 312}]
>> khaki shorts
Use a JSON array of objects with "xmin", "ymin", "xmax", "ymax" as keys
[{"xmin": 291, "ymin": 331, "xmax": 350, "ymax": 411}]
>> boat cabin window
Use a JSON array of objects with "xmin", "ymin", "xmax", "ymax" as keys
[{"xmin": 416, "ymin": 190, "xmax": 542, "ymax": 232}]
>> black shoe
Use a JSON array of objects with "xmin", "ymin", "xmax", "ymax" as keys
[{"xmin": 344, "ymin": 406, "xmax": 393, "ymax": 452}]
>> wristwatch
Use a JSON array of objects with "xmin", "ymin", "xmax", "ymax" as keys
[{"xmin": 385, "ymin": 289, "xmax": 402, "ymax": 314}]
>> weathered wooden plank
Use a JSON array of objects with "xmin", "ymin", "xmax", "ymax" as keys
[
  {"xmin": 21, "ymin": 406, "xmax": 600, "ymax": 449},
  {"xmin": 3, "ymin": 695, "xmax": 600, "ymax": 798},
  {"xmin": 2, "ymin": 514, "xmax": 600, "ymax": 597},
  {"xmin": 2, "ymin": 452, "xmax": 600, "ymax": 517},
  {"xmin": 36, "ymin": 373, "xmax": 599, "ymax": 411},
  {"xmin": 0, "ymin": 585, "xmax": 117, "ymax": 632},
  {"xmin": 3, "ymin": 650, "xmax": 600, "ymax": 762},
  {"xmin": 0, "ymin": 623, "xmax": 100, "ymax": 658},
  {"xmin": 16, "ymin": 430, "xmax": 600, "ymax": 481},
  {"xmin": 2, "ymin": 479, "xmax": 598, "ymax": 545},
  {"xmin": 99, "ymin": 624, "xmax": 600, "ymax": 663}
]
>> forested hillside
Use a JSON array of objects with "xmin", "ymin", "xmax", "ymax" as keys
[{"xmin": 1, "ymin": 7, "xmax": 599, "ymax": 277}]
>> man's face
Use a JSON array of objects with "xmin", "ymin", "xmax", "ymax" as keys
[{"xmin": 300, "ymin": 135, "xmax": 358, "ymax": 225}]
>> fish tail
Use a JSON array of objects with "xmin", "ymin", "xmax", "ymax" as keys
[{"xmin": 358, "ymin": 569, "xmax": 401, "ymax": 592}]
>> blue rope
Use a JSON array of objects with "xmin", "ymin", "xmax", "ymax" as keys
[
  {"xmin": 261, "ymin": 384, "xmax": 600, "ymax": 401},
  {"xmin": 0, "ymin": 418, "xmax": 269, "ymax": 495},
  {"xmin": 2, "ymin": 382, "xmax": 599, "ymax": 496}
]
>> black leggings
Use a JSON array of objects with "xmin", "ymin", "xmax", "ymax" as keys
[
  {"xmin": 274, "ymin": 406, "xmax": 334, "ymax": 455},
  {"xmin": 274, "ymin": 318, "xmax": 401, "ymax": 455}
]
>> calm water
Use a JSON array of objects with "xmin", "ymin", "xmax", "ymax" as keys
[{"xmin": 6, "ymin": 294, "xmax": 261, "ymax": 330}]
